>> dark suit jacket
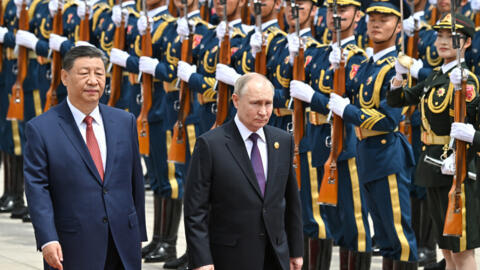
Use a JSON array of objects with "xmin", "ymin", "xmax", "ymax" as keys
[
  {"xmin": 24, "ymin": 100, "xmax": 147, "ymax": 270},
  {"xmin": 184, "ymin": 120, "xmax": 303, "ymax": 270}
]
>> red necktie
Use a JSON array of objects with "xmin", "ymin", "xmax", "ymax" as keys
[{"xmin": 84, "ymin": 116, "xmax": 104, "ymax": 181}]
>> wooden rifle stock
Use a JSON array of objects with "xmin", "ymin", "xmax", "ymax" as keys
[
  {"xmin": 137, "ymin": 23, "xmax": 153, "ymax": 155},
  {"xmin": 169, "ymin": 0, "xmax": 178, "ymax": 17},
  {"xmin": 79, "ymin": 3, "xmax": 90, "ymax": 41},
  {"xmin": 318, "ymin": 59, "xmax": 346, "ymax": 206},
  {"xmin": 7, "ymin": 0, "xmax": 28, "ymax": 121},
  {"xmin": 443, "ymin": 80, "xmax": 467, "ymax": 237},
  {"xmin": 107, "ymin": 2, "xmax": 126, "ymax": 107},
  {"xmin": 44, "ymin": 6, "xmax": 63, "ymax": 112},
  {"xmin": 254, "ymin": 44, "xmax": 267, "ymax": 75},
  {"xmin": 277, "ymin": 6, "xmax": 285, "ymax": 31},
  {"xmin": 429, "ymin": 6, "xmax": 438, "ymax": 26},
  {"xmin": 241, "ymin": 3, "xmax": 251, "ymax": 25},
  {"xmin": 200, "ymin": 0, "xmax": 210, "ymax": 22},
  {"xmin": 0, "ymin": 0, "xmax": 4, "ymax": 73},
  {"xmin": 292, "ymin": 46, "xmax": 305, "ymax": 188},
  {"xmin": 212, "ymin": 30, "xmax": 231, "ymax": 129},
  {"xmin": 475, "ymin": 12, "xmax": 480, "ymax": 27},
  {"xmin": 168, "ymin": 31, "xmax": 193, "ymax": 163}
]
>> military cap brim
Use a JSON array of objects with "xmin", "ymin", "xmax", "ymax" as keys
[
  {"xmin": 366, "ymin": 0, "xmax": 411, "ymax": 19},
  {"xmin": 433, "ymin": 13, "xmax": 475, "ymax": 38}
]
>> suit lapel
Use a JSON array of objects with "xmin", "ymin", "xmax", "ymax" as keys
[
  {"xmin": 56, "ymin": 101, "xmax": 103, "ymax": 186},
  {"xmin": 224, "ymin": 121, "xmax": 264, "ymax": 199},
  {"xmin": 263, "ymin": 126, "xmax": 277, "ymax": 199},
  {"xmin": 100, "ymin": 105, "xmax": 117, "ymax": 185}
]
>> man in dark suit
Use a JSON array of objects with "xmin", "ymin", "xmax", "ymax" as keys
[
  {"xmin": 184, "ymin": 73, "xmax": 304, "ymax": 270},
  {"xmin": 24, "ymin": 46, "xmax": 147, "ymax": 270}
]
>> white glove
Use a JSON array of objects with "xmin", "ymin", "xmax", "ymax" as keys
[
  {"xmin": 112, "ymin": 5, "xmax": 123, "ymax": 27},
  {"xmin": 403, "ymin": 16, "xmax": 415, "ymax": 37},
  {"xmin": 49, "ymin": 33, "xmax": 68, "ymax": 52},
  {"xmin": 75, "ymin": 40, "xmax": 94, "ymax": 47},
  {"xmin": 328, "ymin": 93, "xmax": 350, "ymax": 118},
  {"xmin": 110, "ymin": 48, "xmax": 130, "ymax": 68},
  {"xmin": 451, "ymin": 122, "xmax": 476, "ymax": 143},
  {"xmin": 395, "ymin": 59, "xmax": 409, "ymax": 76},
  {"xmin": 0, "ymin": 27, "xmax": 8, "ymax": 43},
  {"xmin": 441, "ymin": 153, "xmax": 455, "ymax": 176},
  {"xmin": 472, "ymin": 0, "xmax": 480, "ymax": 13},
  {"xmin": 410, "ymin": 58, "xmax": 423, "ymax": 79},
  {"xmin": 177, "ymin": 17, "xmax": 190, "ymax": 37},
  {"xmin": 139, "ymin": 56, "xmax": 159, "ymax": 75},
  {"xmin": 290, "ymin": 80, "xmax": 315, "ymax": 103},
  {"xmin": 15, "ymin": 30, "xmax": 38, "ymax": 50},
  {"xmin": 287, "ymin": 33, "xmax": 299, "ymax": 56},
  {"xmin": 216, "ymin": 21, "xmax": 227, "ymax": 41},
  {"xmin": 137, "ymin": 15, "xmax": 153, "ymax": 35},
  {"xmin": 449, "ymin": 67, "xmax": 467, "ymax": 89},
  {"xmin": 215, "ymin": 63, "xmax": 241, "ymax": 86},
  {"xmin": 48, "ymin": 0, "xmax": 62, "ymax": 17},
  {"xmin": 250, "ymin": 31, "xmax": 263, "ymax": 56},
  {"xmin": 328, "ymin": 44, "xmax": 342, "ymax": 69},
  {"xmin": 366, "ymin": 47, "xmax": 374, "ymax": 59},
  {"xmin": 177, "ymin": 61, "xmax": 197, "ymax": 82},
  {"xmin": 428, "ymin": 0, "xmax": 437, "ymax": 5},
  {"xmin": 14, "ymin": 0, "xmax": 31, "ymax": 17},
  {"xmin": 76, "ymin": 0, "xmax": 93, "ymax": 20}
]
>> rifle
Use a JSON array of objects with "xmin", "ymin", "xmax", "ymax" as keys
[
  {"xmin": 241, "ymin": 1, "xmax": 251, "ymax": 25},
  {"xmin": 0, "ymin": 0, "xmax": 4, "ymax": 73},
  {"xmin": 168, "ymin": 0, "xmax": 193, "ymax": 163},
  {"xmin": 443, "ymin": 1, "xmax": 466, "ymax": 237},
  {"xmin": 6, "ymin": 0, "xmax": 29, "ymax": 121},
  {"xmin": 277, "ymin": 1, "xmax": 286, "ymax": 31},
  {"xmin": 318, "ymin": 0, "xmax": 344, "ymax": 206},
  {"xmin": 107, "ymin": 0, "xmax": 126, "ymax": 107},
  {"xmin": 253, "ymin": 0, "xmax": 266, "ymax": 75},
  {"xmin": 79, "ymin": 0, "xmax": 90, "ymax": 41},
  {"xmin": 475, "ymin": 11, "xmax": 480, "ymax": 27},
  {"xmin": 429, "ymin": 5, "xmax": 438, "ymax": 26},
  {"xmin": 137, "ymin": 0, "xmax": 153, "ymax": 155},
  {"xmin": 168, "ymin": 0, "xmax": 178, "ymax": 17},
  {"xmin": 44, "ymin": 0, "xmax": 64, "ymax": 112},
  {"xmin": 211, "ymin": 0, "xmax": 230, "ymax": 129},
  {"xmin": 423, "ymin": 155, "xmax": 476, "ymax": 180},
  {"xmin": 200, "ymin": 0, "xmax": 210, "ymax": 22}
]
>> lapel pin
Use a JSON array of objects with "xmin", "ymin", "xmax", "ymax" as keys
[{"xmin": 274, "ymin": 142, "xmax": 280, "ymax": 149}]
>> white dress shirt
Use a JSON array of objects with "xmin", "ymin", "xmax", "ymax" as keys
[
  {"xmin": 372, "ymin": 46, "xmax": 397, "ymax": 62},
  {"xmin": 67, "ymin": 98, "xmax": 107, "ymax": 170},
  {"xmin": 234, "ymin": 115, "xmax": 268, "ymax": 180}
]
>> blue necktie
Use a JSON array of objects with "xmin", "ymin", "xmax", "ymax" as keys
[{"xmin": 249, "ymin": 133, "xmax": 266, "ymax": 195}]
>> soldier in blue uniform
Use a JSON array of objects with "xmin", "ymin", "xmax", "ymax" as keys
[
  {"xmin": 388, "ymin": 13, "xmax": 480, "ymax": 270},
  {"xmin": 328, "ymin": 0, "xmax": 419, "ymax": 268},
  {"xmin": 175, "ymin": 0, "xmax": 252, "ymax": 135},
  {"xmin": 286, "ymin": 0, "xmax": 372, "ymax": 269}
]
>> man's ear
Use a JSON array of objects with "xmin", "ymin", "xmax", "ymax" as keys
[
  {"xmin": 61, "ymin": 69, "xmax": 68, "ymax": 86},
  {"xmin": 232, "ymin": 93, "xmax": 239, "ymax": 109}
]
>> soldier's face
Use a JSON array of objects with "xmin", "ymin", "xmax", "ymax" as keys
[
  {"xmin": 436, "ymin": 0, "xmax": 451, "ymax": 13},
  {"xmin": 366, "ymin": 12, "xmax": 401, "ymax": 43},
  {"xmin": 285, "ymin": 0, "xmax": 316, "ymax": 28},
  {"xmin": 249, "ymin": 0, "xmax": 281, "ymax": 19},
  {"xmin": 146, "ymin": 0, "xmax": 162, "ymax": 9},
  {"xmin": 61, "ymin": 57, "xmax": 106, "ymax": 111},
  {"xmin": 174, "ymin": 0, "xmax": 195, "ymax": 10},
  {"xmin": 326, "ymin": 5, "xmax": 360, "ymax": 32},
  {"xmin": 232, "ymin": 80, "xmax": 273, "ymax": 132},
  {"xmin": 215, "ymin": 0, "xmax": 244, "ymax": 18},
  {"xmin": 434, "ymin": 29, "xmax": 471, "ymax": 62}
]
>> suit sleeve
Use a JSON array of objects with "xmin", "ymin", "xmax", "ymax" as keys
[
  {"xmin": 184, "ymin": 137, "xmax": 214, "ymax": 268},
  {"xmin": 130, "ymin": 114, "xmax": 148, "ymax": 241},
  {"xmin": 24, "ymin": 122, "xmax": 59, "ymax": 251},
  {"xmin": 285, "ymin": 135, "xmax": 304, "ymax": 258}
]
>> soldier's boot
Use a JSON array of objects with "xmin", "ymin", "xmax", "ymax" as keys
[
  {"xmin": 164, "ymin": 253, "xmax": 188, "ymax": 269},
  {"xmin": 142, "ymin": 194, "xmax": 163, "ymax": 258},
  {"xmin": 10, "ymin": 155, "xmax": 28, "ymax": 219},
  {"xmin": 348, "ymin": 251, "xmax": 372, "ymax": 270},
  {"xmin": 309, "ymin": 238, "xmax": 333, "ymax": 270},
  {"xmin": 340, "ymin": 247, "xmax": 349, "ymax": 270},
  {"xmin": 414, "ymin": 198, "xmax": 436, "ymax": 267},
  {"xmin": 0, "ymin": 153, "xmax": 14, "ymax": 212},
  {"xmin": 1, "ymin": 154, "xmax": 22, "ymax": 213},
  {"xmin": 423, "ymin": 259, "xmax": 446, "ymax": 270},
  {"xmin": 383, "ymin": 257, "xmax": 394, "ymax": 270},
  {"xmin": 393, "ymin": 261, "xmax": 418, "ymax": 270},
  {"xmin": 144, "ymin": 198, "xmax": 182, "ymax": 263}
]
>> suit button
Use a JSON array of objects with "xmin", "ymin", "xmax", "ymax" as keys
[
  {"xmin": 103, "ymin": 217, "xmax": 108, "ymax": 223},
  {"xmin": 259, "ymin": 233, "xmax": 265, "ymax": 237},
  {"xmin": 103, "ymin": 188, "xmax": 108, "ymax": 194},
  {"xmin": 263, "ymin": 208, "xmax": 267, "ymax": 214}
]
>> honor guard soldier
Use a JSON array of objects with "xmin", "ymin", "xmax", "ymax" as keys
[
  {"xmin": 287, "ymin": 0, "xmax": 372, "ymax": 268},
  {"xmin": 388, "ymin": 12, "xmax": 480, "ymax": 270},
  {"xmin": 328, "ymin": 0, "xmax": 419, "ymax": 268},
  {"xmin": 176, "ymin": 0, "xmax": 253, "ymax": 134}
]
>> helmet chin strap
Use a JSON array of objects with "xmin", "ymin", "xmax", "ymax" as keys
[
  {"xmin": 373, "ymin": 16, "xmax": 400, "ymax": 45},
  {"xmin": 341, "ymin": 8, "xmax": 357, "ymax": 34}
]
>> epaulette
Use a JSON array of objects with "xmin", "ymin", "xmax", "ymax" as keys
[
  {"xmin": 231, "ymin": 27, "xmax": 246, "ymax": 38},
  {"xmin": 63, "ymin": 0, "xmax": 77, "ymax": 12},
  {"xmin": 345, "ymin": 43, "xmax": 367, "ymax": 62},
  {"xmin": 192, "ymin": 17, "xmax": 213, "ymax": 29},
  {"xmin": 92, "ymin": 3, "xmax": 110, "ymax": 31},
  {"xmin": 28, "ymin": 0, "xmax": 43, "ymax": 20},
  {"xmin": 419, "ymin": 21, "xmax": 431, "ymax": 30},
  {"xmin": 266, "ymin": 26, "xmax": 286, "ymax": 36},
  {"xmin": 154, "ymin": 13, "xmax": 176, "ymax": 23},
  {"xmin": 305, "ymin": 36, "xmax": 321, "ymax": 48},
  {"xmin": 127, "ymin": 6, "xmax": 140, "ymax": 18},
  {"xmin": 433, "ymin": 66, "xmax": 441, "ymax": 71},
  {"xmin": 376, "ymin": 56, "xmax": 396, "ymax": 66}
]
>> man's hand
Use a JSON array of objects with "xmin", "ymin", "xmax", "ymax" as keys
[
  {"xmin": 139, "ymin": 56, "xmax": 159, "ymax": 75},
  {"xmin": 194, "ymin": 264, "xmax": 214, "ymax": 270},
  {"xmin": 215, "ymin": 63, "xmax": 241, "ymax": 86},
  {"xmin": 290, "ymin": 257, "xmax": 303, "ymax": 270},
  {"xmin": 450, "ymin": 122, "xmax": 476, "ymax": 143},
  {"xmin": 42, "ymin": 242, "xmax": 63, "ymax": 270},
  {"xmin": 49, "ymin": 34, "xmax": 68, "ymax": 52},
  {"xmin": 328, "ymin": 93, "xmax": 350, "ymax": 118},
  {"xmin": 290, "ymin": 80, "xmax": 315, "ymax": 103}
]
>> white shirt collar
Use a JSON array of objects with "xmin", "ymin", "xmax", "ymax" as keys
[
  {"xmin": 122, "ymin": 0, "xmax": 135, "ymax": 8},
  {"xmin": 413, "ymin": 11, "xmax": 424, "ymax": 20},
  {"xmin": 329, "ymin": 35, "xmax": 355, "ymax": 47},
  {"xmin": 234, "ymin": 115, "xmax": 266, "ymax": 143},
  {"xmin": 299, "ymin": 28, "xmax": 311, "ymax": 37},
  {"xmin": 261, "ymin": 19, "xmax": 278, "ymax": 31},
  {"xmin": 67, "ymin": 97, "xmax": 103, "ymax": 127},
  {"xmin": 442, "ymin": 59, "xmax": 464, "ymax": 74},
  {"xmin": 148, "ymin": 5, "xmax": 168, "ymax": 17},
  {"xmin": 373, "ymin": 46, "xmax": 396, "ymax": 62},
  {"xmin": 228, "ymin": 19, "xmax": 242, "ymax": 27},
  {"xmin": 188, "ymin": 10, "xmax": 200, "ymax": 19}
]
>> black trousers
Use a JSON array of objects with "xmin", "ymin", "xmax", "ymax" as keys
[{"xmin": 104, "ymin": 230, "xmax": 125, "ymax": 270}]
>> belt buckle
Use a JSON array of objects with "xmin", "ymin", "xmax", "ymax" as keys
[{"xmin": 210, "ymin": 103, "xmax": 217, "ymax": 114}]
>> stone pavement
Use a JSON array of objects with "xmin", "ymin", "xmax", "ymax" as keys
[{"xmin": 1, "ymin": 160, "xmax": 478, "ymax": 269}]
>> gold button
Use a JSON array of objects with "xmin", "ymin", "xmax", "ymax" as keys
[
  {"xmin": 364, "ymin": 92, "xmax": 368, "ymax": 96},
  {"xmin": 422, "ymin": 146, "xmax": 426, "ymax": 151},
  {"xmin": 361, "ymin": 115, "xmax": 365, "ymax": 120},
  {"xmin": 381, "ymin": 139, "xmax": 387, "ymax": 144},
  {"xmin": 202, "ymin": 84, "xmax": 206, "ymax": 88}
]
